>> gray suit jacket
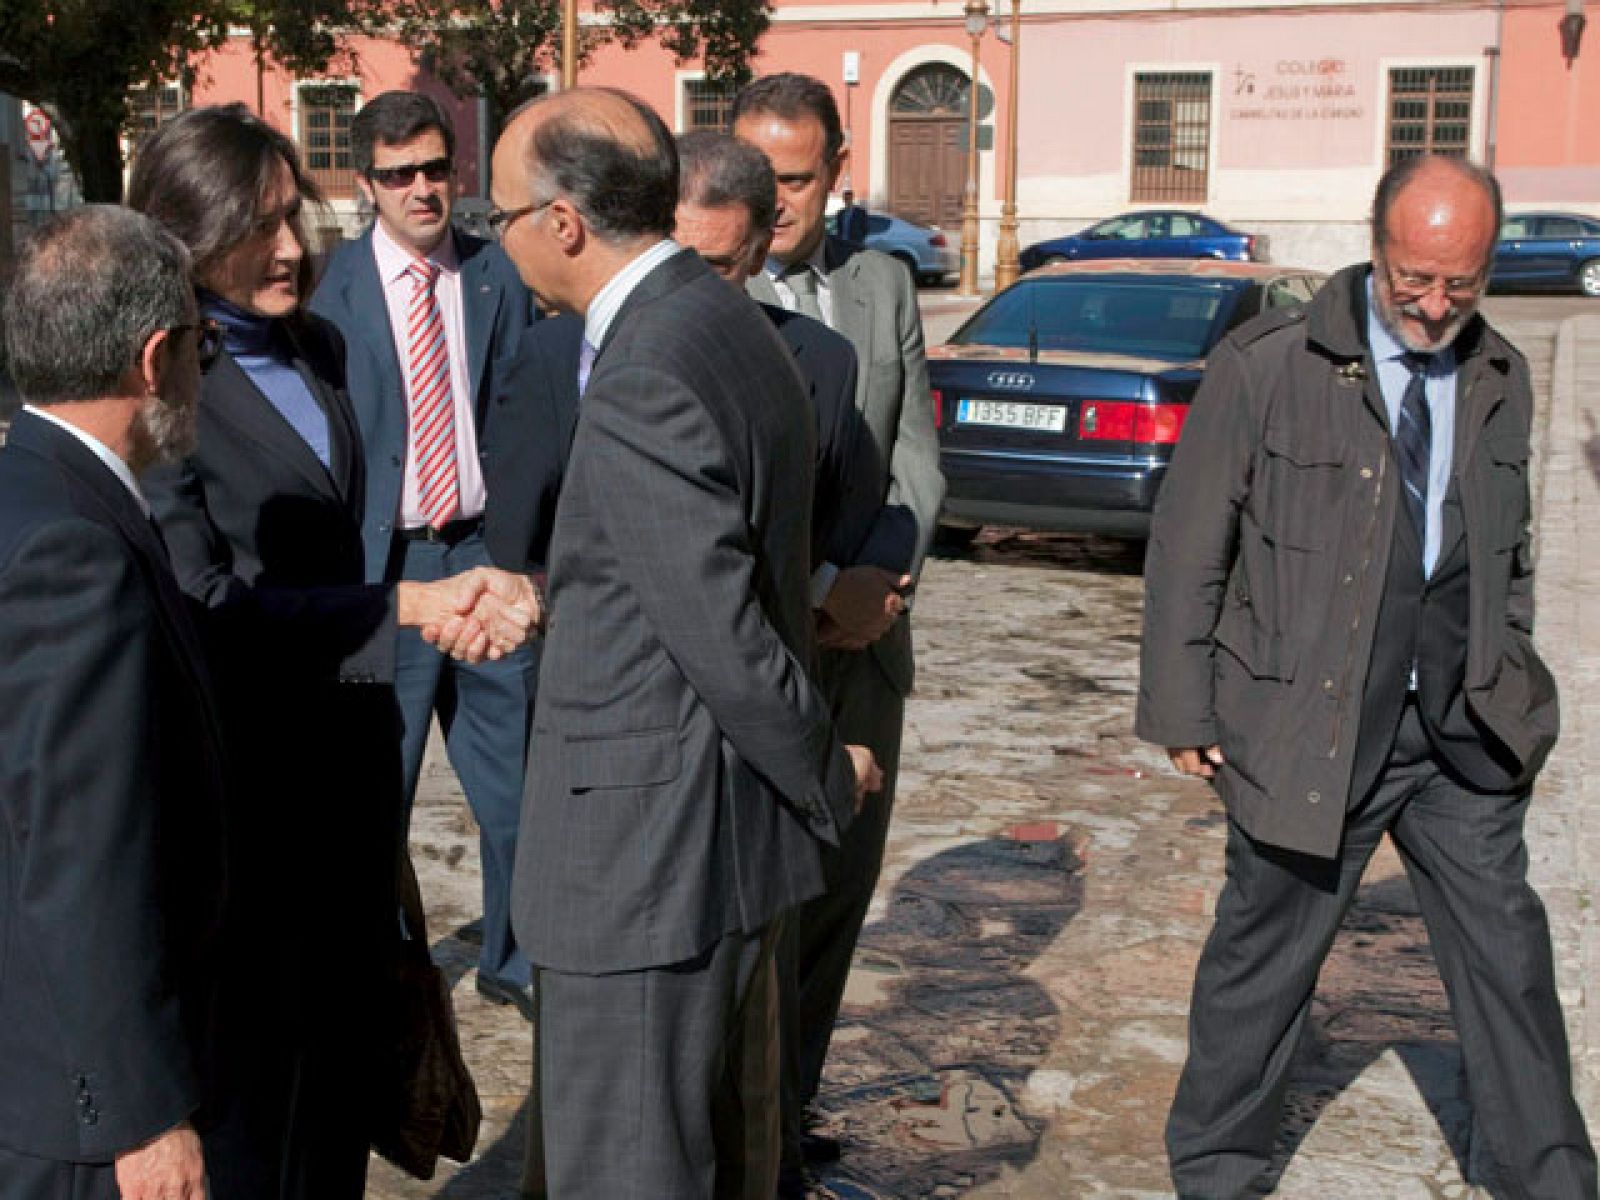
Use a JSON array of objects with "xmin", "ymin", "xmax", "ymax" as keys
[
  {"xmin": 750, "ymin": 237, "xmax": 945, "ymax": 695},
  {"xmin": 511, "ymin": 250, "xmax": 857, "ymax": 975}
]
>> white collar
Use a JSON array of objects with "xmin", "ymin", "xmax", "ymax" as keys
[
  {"xmin": 23, "ymin": 405, "xmax": 150, "ymax": 516},
  {"xmin": 584, "ymin": 239, "xmax": 681, "ymax": 351},
  {"xmin": 372, "ymin": 219, "xmax": 459, "ymax": 286}
]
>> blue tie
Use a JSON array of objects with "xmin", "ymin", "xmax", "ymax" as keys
[{"xmin": 1396, "ymin": 351, "xmax": 1432, "ymax": 540}]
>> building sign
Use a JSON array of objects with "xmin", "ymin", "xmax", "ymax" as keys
[
  {"xmin": 1228, "ymin": 59, "xmax": 1364, "ymax": 123},
  {"xmin": 23, "ymin": 105, "xmax": 55, "ymax": 165}
]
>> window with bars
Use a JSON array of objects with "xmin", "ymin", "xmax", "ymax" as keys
[
  {"xmin": 682, "ymin": 78, "xmax": 736, "ymax": 132},
  {"xmin": 129, "ymin": 84, "xmax": 185, "ymax": 148},
  {"xmin": 299, "ymin": 83, "xmax": 359, "ymax": 197},
  {"xmin": 1386, "ymin": 67, "xmax": 1474, "ymax": 164},
  {"xmin": 1131, "ymin": 72, "xmax": 1212, "ymax": 203}
]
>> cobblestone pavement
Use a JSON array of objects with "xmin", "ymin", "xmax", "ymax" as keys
[{"xmin": 368, "ymin": 296, "xmax": 1600, "ymax": 1199}]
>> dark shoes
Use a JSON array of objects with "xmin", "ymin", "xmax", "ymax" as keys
[
  {"xmin": 776, "ymin": 1164, "xmax": 810, "ymax": 1200},
  {"xmin": 475, "ymin": 972, "xmax": 536, "ymax": 1022},
  {"xmin": 800, "ymin": 1130, "xmax": 842, "ymax": 1164}
]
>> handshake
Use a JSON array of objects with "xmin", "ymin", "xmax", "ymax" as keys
[{"xmin": 397, "ymin": 567, "xmax": 544, "ymax": 663}]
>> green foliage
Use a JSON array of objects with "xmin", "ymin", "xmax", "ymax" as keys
[
  {"xmin": 0, "ymin": 0, "xmax": 375, "ymax": 199},
  {"xmin": 391, "ymin": 0, "xmax": 770, "ymax": 130}
]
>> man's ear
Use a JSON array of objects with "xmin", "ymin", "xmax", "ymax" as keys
[
  {"xmin": 356, "ymin": 172, "xmax": 377, "ymax": 210},
  {"xmin": 747, "ymin": 227, "xmax": 776, "ymax": 277},
  {"xmin": 139, "ymin": 327, "xmax": 174, "ymax": 397},
  {"xmin": 547, "ymin": 198, "xmax": 585, "ymax": 256},
  {"xmin": 826, "ymin": 148, "xmax": 848, "ymax": 193}
]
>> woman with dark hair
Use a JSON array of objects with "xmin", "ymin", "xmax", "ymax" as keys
[{"xmin": 128, "ymin": 103, "xmax": 529, "ymax": 1199}]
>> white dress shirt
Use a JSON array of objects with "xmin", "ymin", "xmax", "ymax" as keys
[
  {"xmin": 763, "ymin": 239, "xmax": 834, "ymax": 328},
  {"xmin": 584, "ymin": 239, "xmax": 683, "ymax": 351}
]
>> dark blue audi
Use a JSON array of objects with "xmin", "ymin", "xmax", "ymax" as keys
[
  {"xmin": 932, "ymin": 259, "xmax": 1325, "ymax": 543},
  {"xmin": 1019, "ymin": 210, "xmax": 1267, "ymax": 272}
]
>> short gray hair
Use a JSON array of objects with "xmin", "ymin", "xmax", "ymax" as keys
[
  {"xmin": 677, "ymin": 131, "xmax": 777, "ymax": 234},
  {"xmin": 4, "ymin": 205, "xmax": 193, "ymax": 406}
]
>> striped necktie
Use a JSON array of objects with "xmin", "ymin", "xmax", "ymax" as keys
[
  {"xmin": 406, "ymin": 260, "xmax": 459, "ymax": 529},
  {"xmin": 1396, "ymin": 351, "xmax": 1432, "ymax": 540}
]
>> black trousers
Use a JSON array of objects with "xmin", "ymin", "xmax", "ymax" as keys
[
  {"xmin": 0, "ymin": 1148, "xmax": 116, "ymax": 1200},
  {"xmin": 1168, "ymin": 701, "xmax": 1596, "ymax": 1199}
]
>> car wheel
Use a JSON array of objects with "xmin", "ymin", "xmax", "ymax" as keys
[
  {"xmin": 935, "ymin": 523, "xmax": 982, "ymax": 550},
  {"xmin": 1580, "ymin": 259, "xmax": 1600, "ymax": 297}
]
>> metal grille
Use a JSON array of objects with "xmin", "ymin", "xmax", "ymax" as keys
[
  {"xmin": 128, "ymin": 84, "xmax": 184, "ymax": 148},
  {"xmin": 1386, "ymin": 67, "xmax": 1474, "ymax": 164},
  {"xmin": 683, "ymin": 78, "xmax": 735, "ymax": 132},
  {"xmin": 300, "ymin": 84, "xmax": 359, "ymax": 197},
  {"xmin": 1131, "ymin": 72, "xmax": 1211, "ymax": 203}
]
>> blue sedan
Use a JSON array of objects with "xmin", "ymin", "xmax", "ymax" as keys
[
  {"xmin": 1491, "ymin": 212, "xmax": 1600, "ymax": 297},
  {"xmin": 932, "ymin": 260, "xmax": 1323, "ymax": 542},
  {"xmin": 1019, "ymin": 210, "xmax": 1267, "ymax": 273}
]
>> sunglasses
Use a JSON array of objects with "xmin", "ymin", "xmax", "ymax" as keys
[
  {"xmin": 366, "ymin": 157, "xmax": 453, "ymax": 189},
  {"xmin": 170, "ymin": 319, "xmax": 224, "ymax": 372}
]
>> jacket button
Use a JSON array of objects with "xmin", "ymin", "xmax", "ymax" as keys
[
  {"xmin": 1307, "ymin": 791, "xmax": 1321, "ymax": 805},
  {"xmin": 1322, "ymin": 677, "xmax": 1335, "ymax": 692},
  {"xmin": 82, "ymin": 1107, "xmax": 98, "ymax": 1125},
  {"xmin": 1360, "ymin": 466, "xmax": 1373, "ymax": 479},
  {"xmin": 1342, "ymin": 573, "xmax": 1354, "ymax": 585},
  {"xmin": 391, "ymin": 454, "xmax": 403, "ymax": 467}
]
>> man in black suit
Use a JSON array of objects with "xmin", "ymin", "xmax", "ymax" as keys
[
  {"xmin": 311, "ymin": 91, "xmax": 543, "ymax": 1017},
  {"xmin": 494, "ymin": 89, "xmax": 880, "ymax": 1199},
  {"xmin": 1138, "ymin": 155, "xmax": 1595, "ymax": 1197},
  {"xmin": 0, "ymin": 207, "xmax": 225, "ymax": 1199}
]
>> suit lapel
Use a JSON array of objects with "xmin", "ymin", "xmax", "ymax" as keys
[
  {"xmin": 457, "ymin": 232, "xmax": 504, "ymax": 426},
  {"xmin": 206, "ymin": 351, "xmax": 342, "ymax": 502},
  {"xmin": 822, "ymin": 236, "xmax": 874, "ymax": 373},
  {"xmin": 595, "ymin": 250, "xmax": 706, "ymax": 362},
  {"xmin": 283, "ymin": 321, "xmax": 360, "ymax": 505},
  {"xmin": 746, "ymin": 270, "xmax": 781, "ymax": 308}
]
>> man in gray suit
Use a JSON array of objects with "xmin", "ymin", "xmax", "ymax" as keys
[
  {"xmin": 1138, "ymin": 155, "xmax": 1595, "ymax": 1198},
  {"xmin": 733, "ymin": 72, "xmax": 946, "ymax": 1180},
  {"xmin": 495, "ymin": 89, "xmax": 879, "ymax": 1200}
]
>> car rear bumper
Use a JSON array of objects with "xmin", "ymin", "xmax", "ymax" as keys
[{"xmin": 939, "ymin": 448, "xmax": 1167, "ymax": 538}]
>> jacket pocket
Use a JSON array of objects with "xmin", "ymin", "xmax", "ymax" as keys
[
  {"xmin": 1485, "ymin": 435, "xmax": 1530, "ymax": 551},
  {"xmin": 1256, "ymin": 426, "xmax": 1345, "ymax": 551},
  {"xmin": 565, "ymin": 727, "xmax": 681, "ymax": 792},
  {"xmin": 1213, "ymin": 603, "xmax": 1297, "ymax": 683}
]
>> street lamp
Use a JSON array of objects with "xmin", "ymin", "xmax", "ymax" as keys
[
  {"xmin": 958, "ymin": 0, "xmax": 989, "ymax": 296},
  {"xmin": 993, "ymin": 0, "xmax": 1023, "ymax": 290}
]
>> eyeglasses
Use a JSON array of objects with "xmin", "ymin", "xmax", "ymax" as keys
[
  {"xmin": 365, "ymin": 157, "xmax": 453, "ymax": 189},
  {"xmin": 1379, "ymin": 259, "xmax": 1485, "ymax": 303},
  {"xmin": 170, "ymin": 319, "xmax": 224, "ymax": 372},
  {"xmin": 486, "ymin": 198, "xmax": 554, "ymax": 240}
]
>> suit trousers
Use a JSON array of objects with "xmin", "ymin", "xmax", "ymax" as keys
[
  {"xmin": 0, "ymin": 1148, "xmax": 116, "ymax": 1200},
  {"xmin": 778, "ymin": 645, "xmax": 905, "ymax": 1162},
  {"xmin": 390, "ymin": 531, "xmax": 537, "ymax": 986},
  {"xmin": 537, "ymin": 924, "xmax": 781, "ymax": 1200},
  {"xmin": 1167, "ymin": 700, "xmax": 1596, "ymax": 1199}
]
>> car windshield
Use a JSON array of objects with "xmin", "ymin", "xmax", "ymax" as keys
[{"xmin": 951, "ymin": 277, "xmax": 1242, "ymax": 360}]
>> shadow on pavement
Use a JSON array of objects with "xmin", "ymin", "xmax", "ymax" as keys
[
  {"xmin": 931, "ymin": 526, "xmax": 1148, "ymax": 577},
  {"xmin": 805, "ymin": 830, "xmax": 1086, "ymax": 1198}
]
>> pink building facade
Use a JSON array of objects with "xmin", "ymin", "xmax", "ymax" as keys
[{"xmin": 7, "ymin": 0, "xmax": 1595, "ymax": 272}]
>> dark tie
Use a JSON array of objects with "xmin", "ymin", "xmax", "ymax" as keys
[
  {"xmin": 1396, "ymin": 351, "xmax": 1433, "ymax": 539},
  {"xmin": 784, "ymin": 264, "xmax": 825, "ymax": 324}
]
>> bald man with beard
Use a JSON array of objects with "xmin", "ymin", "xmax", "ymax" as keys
[{"xmin": 494, "ymin": 89, "xmax": 880, "ymax": 1200}]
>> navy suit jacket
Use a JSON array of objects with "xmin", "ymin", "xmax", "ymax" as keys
[
  {"xmin": 310, "ymin": 225, "xmax": 538, "ymax": 581},
  {"xmin": 482, "ymin": 313, "xmax": 584, "ymax": 573},
  {"xmin": 0, "ymin": 412, "xmax": 226, "ymax": 1163}
]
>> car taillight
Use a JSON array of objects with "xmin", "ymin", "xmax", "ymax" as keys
[
  {"xmin": 931, "ymin": 387, "xmax": 944, "ymax": 427},
  {"xmin": 1078, "ymin": 401, "xmax": 1189, "ymax": 444},
  {"xmin": 929, "ymin": 231, "xmax": 948, "ymax": 247}
]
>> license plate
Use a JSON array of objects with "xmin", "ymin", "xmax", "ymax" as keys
[{"xmin": 957, "ymin": 398, "xmax": 1068, "ymax": 432}]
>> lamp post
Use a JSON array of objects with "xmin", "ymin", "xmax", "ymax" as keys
[
  {"xmin": 993, "ymin": 0, "xmax": 1023, "ymax": 290},
  {"xmin": 562, "ymin": 0, "xmax": 579, "ymax": 89},
  {"xmin": 958, "ymin": 0, "xmax": 989, "ymax": 296}
]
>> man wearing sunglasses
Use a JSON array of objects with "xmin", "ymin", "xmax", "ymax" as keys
[
  {"xmin": 312, "ymin": 90, "xmax": 544, "ymax": 1021},
  {"xmin": 1139, "ymin": 155, "xmax": 1596, "ymax": 1197}
]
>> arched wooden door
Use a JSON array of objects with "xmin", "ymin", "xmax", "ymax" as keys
[{"xmin": 888, "ymin": 64, "xmax": 972, "ymax": 228}]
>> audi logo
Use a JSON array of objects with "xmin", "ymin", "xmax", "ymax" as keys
[{"xmin": 986, "ymin": 371, "xmax": 1035, "ymax": 391}]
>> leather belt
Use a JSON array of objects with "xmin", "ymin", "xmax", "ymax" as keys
[{"xmin": 396, "ymin": 517, "xmax": 483, "ymax": 546}]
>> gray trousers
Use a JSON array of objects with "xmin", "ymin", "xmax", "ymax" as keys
[
  {"xmin": 536, "ymin": 925, "xmax": 780, "ymax": 1200},
  {"xmin": 1168, "ymin": 701, "xmax": 1596, "ymax": 1199},
  {"xmin": 778, "ymin": 646, "xmax": 905, "ymax": 1162}
]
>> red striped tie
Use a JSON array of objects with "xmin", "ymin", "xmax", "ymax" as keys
[{"xmin": 407, "ymin": 260, "xmax": 458, "ymax": 529}]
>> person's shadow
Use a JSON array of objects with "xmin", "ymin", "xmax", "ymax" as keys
[{"xmin": 802, "ymin": 830, "xmax": 1086, "ymax": 1198}]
